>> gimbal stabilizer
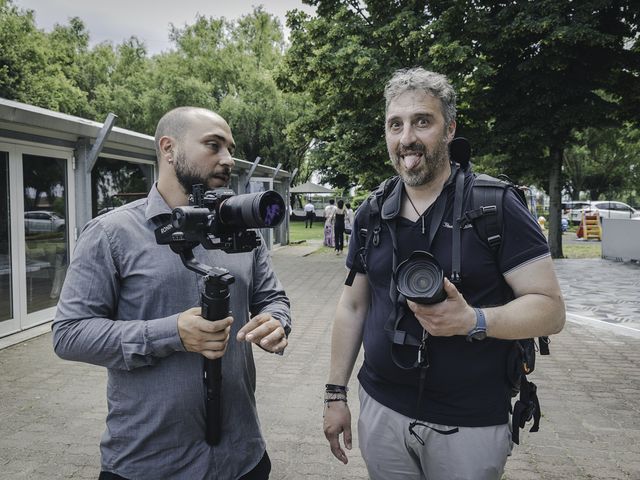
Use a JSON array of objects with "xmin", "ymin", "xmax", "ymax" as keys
[{"xmin": 155, "ymin": 184, "xmax": 285, "ymax": 445}]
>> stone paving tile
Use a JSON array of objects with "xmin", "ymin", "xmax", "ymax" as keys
[
  {"xmin": 0, "ymin": 250, "xmax": 639, "ymax": 479},
  {"xmin": 554, "ymin": 258, "xmax": 640, "ymax": 331}
]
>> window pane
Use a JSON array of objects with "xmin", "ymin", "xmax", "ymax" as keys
[
  {"xmin": 92, "ymin": 157, "xmax": 153, "ymax": 217},
  {"xmin": 23, "ymin": 154, "xmax": 68, "ymax": 313},
  {"xmin": 0, "ymin": 152, "xmax": 12, "ymax": 322}
]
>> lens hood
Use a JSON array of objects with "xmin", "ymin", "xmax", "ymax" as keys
[{"xmin": 394, "ymin": 251, "xmax": 446, "ymax": 305}]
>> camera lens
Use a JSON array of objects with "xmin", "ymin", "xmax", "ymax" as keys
[
  {"xmin": 219, "ymin": 190, "xmax": 285, "ymax": 229},
  {"xmin": 395, "ymin": 251, "xmax": 446, "ymax": 304}
]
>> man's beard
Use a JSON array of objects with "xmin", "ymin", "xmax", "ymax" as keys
[
  {"xmin": 391, "ymin": 135, "xmax": 450, "ymax": 187},
  {"xmin": 174, "ymin": 150, "xmax": 228, "ymax": 195}
]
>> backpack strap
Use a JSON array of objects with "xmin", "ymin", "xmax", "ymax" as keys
[
  {"xmin": 461, "ymin": 173, "xmax": 507, "ymax": 252},
  {"xmin": 345, "ymin": 176, "xmax": 399, "ymax": 286},
  {"xmin": 461, "ymin": 175, "xmax": 552, "ymax": 353},
  {"xmin": 455, "ymin": 172, "xmax": 550, "ymax": 444}
]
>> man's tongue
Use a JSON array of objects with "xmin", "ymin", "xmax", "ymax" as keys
[{"xmin": 402, "ymin": 154, "xmax": 422, "ymax": 170}]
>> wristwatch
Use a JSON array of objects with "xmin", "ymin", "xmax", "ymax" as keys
[{"xmin": 466, "ymin": 307, "xmax": 487, "ymax": 342}]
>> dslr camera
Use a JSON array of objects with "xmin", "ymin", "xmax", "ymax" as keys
[
  {"xmin": 156, "ymin": 184, "xmax": 285, "ymax": 254},
  {"xmin": 394, "ymin": 251, "xmax": 446, "ymax": 304}
]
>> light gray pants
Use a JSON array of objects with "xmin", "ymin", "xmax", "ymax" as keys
[{"xmin": 358, "ymin": 387, "xmax": 512, "ymax": 480}]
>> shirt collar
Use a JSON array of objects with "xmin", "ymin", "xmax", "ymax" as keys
[
  {"xmin": 381, "ymin": 162, "xmax": 460, "ymax": 221},
  {"xmin": 144, "ymin": 183, "xmax": 173, "ymax": 221}
]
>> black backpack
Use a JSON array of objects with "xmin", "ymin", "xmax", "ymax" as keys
[{"xmin": 346, "ymin": 138, "xmax": 549, "ymax": 445}]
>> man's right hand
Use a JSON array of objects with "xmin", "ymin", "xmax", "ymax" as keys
[
  {"xmin": 177, "ymin": 307, "xmax": 232, "ymax": 360},
  {"xmin": 323, "ymin": 401, "xmax": 352, "ymax": 464}
]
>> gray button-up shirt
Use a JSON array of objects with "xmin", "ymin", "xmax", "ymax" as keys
[{"xmin": 53, "ymin": 184, "xmax": 291, "ymax": 479}]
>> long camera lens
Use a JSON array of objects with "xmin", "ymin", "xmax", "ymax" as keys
[
  {"xmin": 395, "ymin": 251, "xmax": 446, "ymax": 304},
  {"xmin": 218, "ymin": 190, "xmax": 285, "ymax": 229}
]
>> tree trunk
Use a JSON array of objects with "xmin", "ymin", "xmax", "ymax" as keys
[{"xmin": 548, "ymin": 146, "xmax": 564, "ymax": 258}]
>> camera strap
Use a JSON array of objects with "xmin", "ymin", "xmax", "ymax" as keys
[
  {"xmin": 384, "ymin": 182, "xmax": 450, "ymax": 370},
  {"xmin": 383, "ymin": 167, "xmax": 463, "ymax": 428}
]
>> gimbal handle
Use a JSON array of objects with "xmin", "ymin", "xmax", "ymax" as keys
[
  {"xmin": 176, "ymin": 245, "xmax": 234, "ymax": 446},
  {"xmin": 201, "ymin": 274, "xmax": 231, "ymax": 446}
]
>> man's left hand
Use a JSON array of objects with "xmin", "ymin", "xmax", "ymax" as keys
[
  {"xmin": 406, "ymin": 278, "xmax": 476, "ymax": 337},
  {"xmin": 236, "ymin": 313, "xmax": 288, "ymax": 353}
]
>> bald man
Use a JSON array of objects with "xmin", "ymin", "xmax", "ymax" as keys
[{"xmin": 53, "ymin": 107, "xmax": 291, "ymax": 480}]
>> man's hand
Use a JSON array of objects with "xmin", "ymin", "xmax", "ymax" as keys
[
  {"xmin": 406, "ymin": 278, "xmax": 476, "ymax": 337},
  {"xmin": 236, "ymin": 312, "xmax": 288, "ymax": 353},
  {"xmin": 323, "ymin": 401, "xmax": 352, "ymax": 464},
  {"xmin": 177, "ymin": 307, "xmax": 233, "ymax": 360}
]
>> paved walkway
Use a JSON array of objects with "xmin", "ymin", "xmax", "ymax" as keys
[{"xmin": 0, "ymin": 244, "xmax": 639, "ymax": 479}]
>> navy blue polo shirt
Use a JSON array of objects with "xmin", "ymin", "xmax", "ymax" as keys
[{"xmin": 346, "ymin": 169, "xmax": 550, "ymax": 426}]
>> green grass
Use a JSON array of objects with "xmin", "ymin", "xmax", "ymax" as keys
[
  {"xmin": 289, "ymin": 220, "xmax": 602, "ymax": 258},
  {"xmin": 288, "ymin": 219, "xmax": 325, "ymax": 243},
  {"xmin": 562, "ymin": 241, "xmax": 601, "ymax": 259},
  {"xmin": 288, "ymin": 220, "xmax": 341, "ymax": 255}
]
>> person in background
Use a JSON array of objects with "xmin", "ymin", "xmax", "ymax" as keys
[
  {"xmin": 344, "ymin": 202, "xmax": 355, "ymax": 244},
  {"xmin": 323, "ymin": 68, "xmax": 565, "ymax": 480},
  {"xmin": 304, "ymin": 200, "xmax": 316, "ymax": 228},
  {"xmin": 53, "ymin": 106, "xmax": 291, "ymax": 480},
  {"xmin": 324, "ymin": 199, "xmax": 337, "ymax": 247},
  {"xmin": 333, "ymin": 200, "xmax": 346, "ymax": 255}
]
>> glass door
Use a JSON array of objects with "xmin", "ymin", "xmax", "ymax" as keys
[
  {"xmin": 22, "ymin": 153, "xmax": 69, "ymax": 323},
  {"xmin": 0, "ymin": 150, "xmax": 17, "ymax": 336},
  {"xmin": 0, "ymin": 142, "xmax": 74, "ymax": 338}
]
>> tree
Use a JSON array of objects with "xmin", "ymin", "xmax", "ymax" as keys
[
  {"xmin": 1, "ymin": 2, "xmax": 307, "ymax": 174},
  {"xmin": 142, "ymin": 9, "xmax": 305, "ymax": 170},
  {"xmin": 0, "ymin": 1, "xmax": 89, "ymax": 115},
  {"xmin": 281, "ymin": 0, "xmax": 640, "ymax": 257},
  {"xmin": 84, "ymin": 38, "xmax": 154, "ymax": 133},
  {"xmin": 429, "ymin": 0, "xmax": 640, "ymax": 257},
  {"xmin": 565, "ymin": 125, "xmax": 640, "ymax": 204},
  {"xmin": 279, "ymin": 3, "xmax": 435, "ymax": 190}
]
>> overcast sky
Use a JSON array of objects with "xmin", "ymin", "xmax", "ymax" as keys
[{"xmin": 13, "ymin": 0, "xmax": 316, "ymax": 55}]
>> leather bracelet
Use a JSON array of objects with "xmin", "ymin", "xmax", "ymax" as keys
[{"xmin": 325, "ymin": 384, "xmax": 348, "ymax": 393}]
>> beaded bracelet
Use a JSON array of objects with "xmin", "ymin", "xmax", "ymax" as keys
[{"xmin": 324, "ymin": 384, "xmax": 348, "ymax": 404}]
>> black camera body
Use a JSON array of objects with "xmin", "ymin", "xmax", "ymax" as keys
[{"xmin": 156, "ymin": 184, "xmax": 285, "ymax": 254}]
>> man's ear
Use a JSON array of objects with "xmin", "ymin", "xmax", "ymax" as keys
[
  {"xmin": 158, "ymin": 136, "xmax": 174, "ymax": 161},
  {"xmin": 446, "ymin": 121, "xmax": 457, "ymax": 142}
]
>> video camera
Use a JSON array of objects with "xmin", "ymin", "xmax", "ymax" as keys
[{"xmin": 155, "ymin": 184, "xmax": 285, "ymax": 255}]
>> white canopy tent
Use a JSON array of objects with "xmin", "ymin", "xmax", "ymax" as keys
[
  {"xmin": 289, "ymin": 181, "xmax": 335, "ymax": 194},
  {"xmin": 289, "ymin": 181, "xmax": 337, "ymax": 219}
]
